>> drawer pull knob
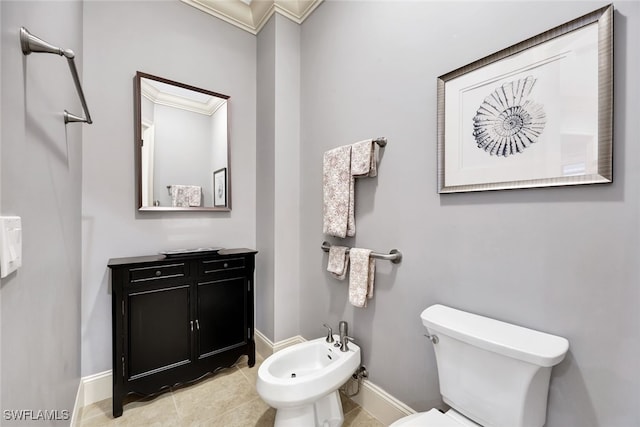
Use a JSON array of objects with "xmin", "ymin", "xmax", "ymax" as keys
[
  {"xmin": 223, "ymin": 263, "xmax": 229, "ymax": 268},
  {"xmin": 155, "ymin": 270, "xmax": 162, "ymax": 277}
]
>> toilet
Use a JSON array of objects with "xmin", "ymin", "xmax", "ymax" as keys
[{"xmin": 391, "ymin": 304, "xmax": 569, "ymax": 427}]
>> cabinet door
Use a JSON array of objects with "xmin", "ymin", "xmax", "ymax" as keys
[
  {"xmin": 196, "ymin": 277, "xmax": 247, "ymax": 359},
  {"xmin": 127, "ymin": 284, "xmax": 192, "ymax": 379}
]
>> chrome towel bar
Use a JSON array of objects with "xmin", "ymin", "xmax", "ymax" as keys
[
  {"xmin": 373, "ymin": 137, "xmax": 387, "ymax": 147},
  {"xmin": 20, "ymin": 27, "xmax": 92, "ymax": 125},
  {"xmin": 321, "ymin": 241, "xmax": 402, "ymax": 264}
]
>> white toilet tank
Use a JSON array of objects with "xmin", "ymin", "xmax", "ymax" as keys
[{"xmin": 421, "ymin": 305, "xmax": 569, "ymax": 427}]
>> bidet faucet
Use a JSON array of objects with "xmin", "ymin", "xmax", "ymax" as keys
[
  {"xmin": 340, "ymin": 335, "xmax": 355, "ymax": 352},
  {"xmin": 338, "ymin": 320, "xmax": 348, "ymax": 343},
  {"xmin": 322, "ymin": 323, "xmax": 334, "ymax": 343},
  {"xmin": 339, "ymin": 321, "xmax": 354, "ymax": 352}
]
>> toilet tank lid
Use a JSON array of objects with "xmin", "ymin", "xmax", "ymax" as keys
[{"xmin": 421, "ymin": 305, "xmax": 569, "ymax": 367}]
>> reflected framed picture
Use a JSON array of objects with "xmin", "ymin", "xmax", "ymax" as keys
[
  {"xmin": 437, "ymin": 5, "xmax": 613, "ymax": 193},
  {"xmin": 213, "ymin": 168, "xmax": 227, "ymax": 207}
]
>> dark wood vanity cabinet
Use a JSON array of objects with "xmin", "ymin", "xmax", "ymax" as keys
[{"xmin": 108, "ymin": 249, "xmax": 257, "ymax": 417}]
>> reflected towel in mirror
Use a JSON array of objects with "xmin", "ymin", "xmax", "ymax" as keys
[{"xmin": 170, "ymin": 185, "xmax": 202, "ymax": 207}]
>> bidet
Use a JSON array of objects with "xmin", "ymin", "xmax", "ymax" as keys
[{"xmin": 256, "ymin": 335, "xmax": 361, "ymax": 427}]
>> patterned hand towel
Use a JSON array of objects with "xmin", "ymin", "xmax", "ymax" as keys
[
  {"xmin": 351, "ymin": 139, "xmax": 378, "ymax": 178},
  {"xmin": 349, "ymin": 248, "xmax": 375, "ymax": 308},
  {"xmin": 171, "ymin": 185, "xmax": 202, "ymax": 207},
  {"xmin": 327, "ymin": 245, "xmax": 349, "ymax": 280},
  {"xmin": 323, "ymin": 146, "xmax": 355, "ymax": 237}
]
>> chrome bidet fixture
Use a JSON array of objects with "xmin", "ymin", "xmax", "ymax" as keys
[
  {"xmin": 338, "ymin": 320, "xmax": 356, "ymax": 352},
  {"xmin": 322, "ymin": 323, "xmax": 335, "ymax": 343},
  {"xmin": 20, "ymin": 27, "xmax": 92, "ymax": 124}
]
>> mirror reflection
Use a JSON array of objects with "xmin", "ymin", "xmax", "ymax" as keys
[{"xmin": 136, "ymin": 72, "xmax": 230, "ymax": 211}]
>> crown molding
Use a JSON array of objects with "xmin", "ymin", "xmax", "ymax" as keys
[
  {"xmin": 141, "ymin": 79, "xmax": 224, "ymax": 116},
  {"xmin": 181, "ymin": 0, "xmax": 323, "ymax": 35}
]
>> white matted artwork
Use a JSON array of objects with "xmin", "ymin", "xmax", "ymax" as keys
[
  {"xmin": 437, "ymin": 5, "xmax": 613, "ymax": 193},
  {"xmin": 213, "ymin": 167, "xmax": 227, "ymax": 207}
]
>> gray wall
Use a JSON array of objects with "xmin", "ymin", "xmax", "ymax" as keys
[
  {"xmin": 256, "ymin": 14, "xmax": 302, "ymax": 343},
  {"xmin": 0, "ymin": 0, "xmax": 4, "ymax": 416},
  {"xmin": 256, "ymin": 15, "xmax": 277, "ymax": 341},
  {"xmin": 1, "ymin": 1, "xmax": 83, "ymax": 424},
  {"xmin": 81, "ymin": 1, "xmax": 256, "ymax": 376},
  {"xmin": 299, "ymin": 1, "xmax": 639, "ymax": 426}
]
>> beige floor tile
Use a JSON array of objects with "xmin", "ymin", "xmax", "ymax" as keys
[
  {"xmin": 173, "ymin": 368, "xmax": 258, "ymax": 423},
  {"xmin": 81, "ymin": 398, "xmax": 113, "ymax": 421},
  {"xmin": 82, "ymin": 395, "xmax": 142, "ymax": 422},
  {"xmin": 343, "ymin": 407, "xmax": 385, "ymax": 427},
  {"xmin": 116, "ymin": 393, "xmax": 180, "ymax": 427},
  {"xmin": 339, "ymin": 390, "xmax": 360, "ymax": 415},
  {"xmin": 80, "ymin": 411, "xmax": 116, "ymax": 427},
  {"xmin": 202, "ymin": 396, "xmax": 275, "ymax": 427},
  {"xmin": 238, "ymin": 358, "xmax": 262, "ymax": 386}
]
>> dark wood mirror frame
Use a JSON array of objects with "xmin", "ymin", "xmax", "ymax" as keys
[{"xmin": 135, "ymin": 71, "xmax": 231, "ymax": 212}]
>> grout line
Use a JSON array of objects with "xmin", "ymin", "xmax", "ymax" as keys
[{"xmin": 169, "ymin": 390, "xmax": 181, "ymax": 421}]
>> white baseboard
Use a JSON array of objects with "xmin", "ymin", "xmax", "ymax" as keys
[
  {"xmin": 82, "ymin": 370, "xmax": 112, "ymax": 405},
  {"xmin": 254, "ymin": 329, "xmax": 305, "ymax": 356},
  {"xmin": 349, "ymin": 379, "xmax": 416, "ymax": 426},
  {"xmin": 69, "ymin": 370, "xmax": 112, "ymax": 426},
  {"xmin": 69, "ymin": 378, "xmax": 84, "ymax": 427},
  {"xmin": 254, "ymin": 329, "xmax": 275, "ymax": 357},
  {"xmin": 75, "ymin": 331, "xmax": 415, "ymax": 426}
]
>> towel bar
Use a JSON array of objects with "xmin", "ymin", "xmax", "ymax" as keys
[
  {"xmin": 321, "ymin": 241, "xmax": 402, "ymax": 264},
  {"xmin": 373, "ymin": 137, "xmax": 387, "ymax": 147},
  {"xmin": 20, "ymin": 27, "xmax": 92, "ymax": 124}
]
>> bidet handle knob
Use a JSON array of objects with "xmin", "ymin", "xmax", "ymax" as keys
[
  {"xmin": 322, "ymin": 323, "xmax": 334, "ymax": 343},
  {"xmin": 340, "ymin": 336, "xmax": 355, "ymax": 352}
]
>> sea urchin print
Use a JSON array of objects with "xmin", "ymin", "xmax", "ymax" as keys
[{"xmin": 472, "ymin": 76, "xmax": 546, "ymax": 157}]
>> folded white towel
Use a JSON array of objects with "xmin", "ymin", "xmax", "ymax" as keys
[
  {"xmin": 349, "ymin": 248, "xmax": 375, "ymax": 308},
  {"xmin": 323, "ymin": 146, "xmax": 355, "ymax": 237},
  {"xmin": 171, "ymin": 185, "xmax": 202, "ymax": 207},
  {"xmin": 351, "ymin": 139, "xmax": 378, "ymax": 178},
  {"xmin": 327, "ymin": 246, "xmax": 349, "ymax": 280}
]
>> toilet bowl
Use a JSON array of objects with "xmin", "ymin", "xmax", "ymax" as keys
[{"xmin": 256, "ymin": 335, "xmax": 361, "ymax": 427}]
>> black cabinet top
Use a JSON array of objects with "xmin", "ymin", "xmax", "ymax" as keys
[{"xmin": 108, "ymin": 248, "xmax": 257, "ymax": 268}]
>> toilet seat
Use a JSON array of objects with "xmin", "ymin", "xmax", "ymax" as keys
[{"xmin": 390, "ymin": 408, "xmax": 481, "ymax": 427}]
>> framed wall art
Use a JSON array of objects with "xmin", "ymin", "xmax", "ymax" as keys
[
  {"xmin": 213, "ymin": 167, "xmax": 227, "ymax": 207},
  {"xmin": 437, "ymin": 5, "xmax": 613, "ymax": 193}
]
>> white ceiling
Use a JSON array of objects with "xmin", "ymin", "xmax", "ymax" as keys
[{"xmin": 181, "ymin": 0, "xmax": 324, "ymax": 34}]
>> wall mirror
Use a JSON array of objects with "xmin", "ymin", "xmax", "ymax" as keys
[{"xmin": 135, "ymin": 71, "xmax": 231, "ymax": 211}]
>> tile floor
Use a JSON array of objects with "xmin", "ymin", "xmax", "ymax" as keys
[{"xmin": 79, "ymin": 353, "xmax": 384, "ymax": 427}]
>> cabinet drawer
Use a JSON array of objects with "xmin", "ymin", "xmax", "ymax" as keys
[
  {"xmin": 200, "ymin": 257, "xmax": 245, "ymax": 276},
  {"xmin": 129, "ymin": 263, "xmax": 186, "ymax": 283}
]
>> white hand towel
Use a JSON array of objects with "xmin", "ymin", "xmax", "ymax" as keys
[
  {"xmin": 351, "ymin": 139, "xmax": 379, "ymax": 178},
  {"xmin": 327, "ymin": 246, "xmax": 349, "ymax": 280},
  {"xmin": 349, "ymin": 248, "xmax": 375, "ymax": 308},
  {"xmin": 323, "ymin": 146, "xmax": 355, "ymax": 237}
]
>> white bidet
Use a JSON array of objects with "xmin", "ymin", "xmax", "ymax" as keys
[{"xmin": 256, "ymin": 336, "xmax": 361, "ymax": 427}]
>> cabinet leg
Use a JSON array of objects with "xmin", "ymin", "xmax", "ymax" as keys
[
  {"xmin": 112, "ymin": 392, "xmax": 123, "ymax": 418},
  {"xmin": 248, "ymin": 340, "xmax": 256, "ymax": 367}
]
